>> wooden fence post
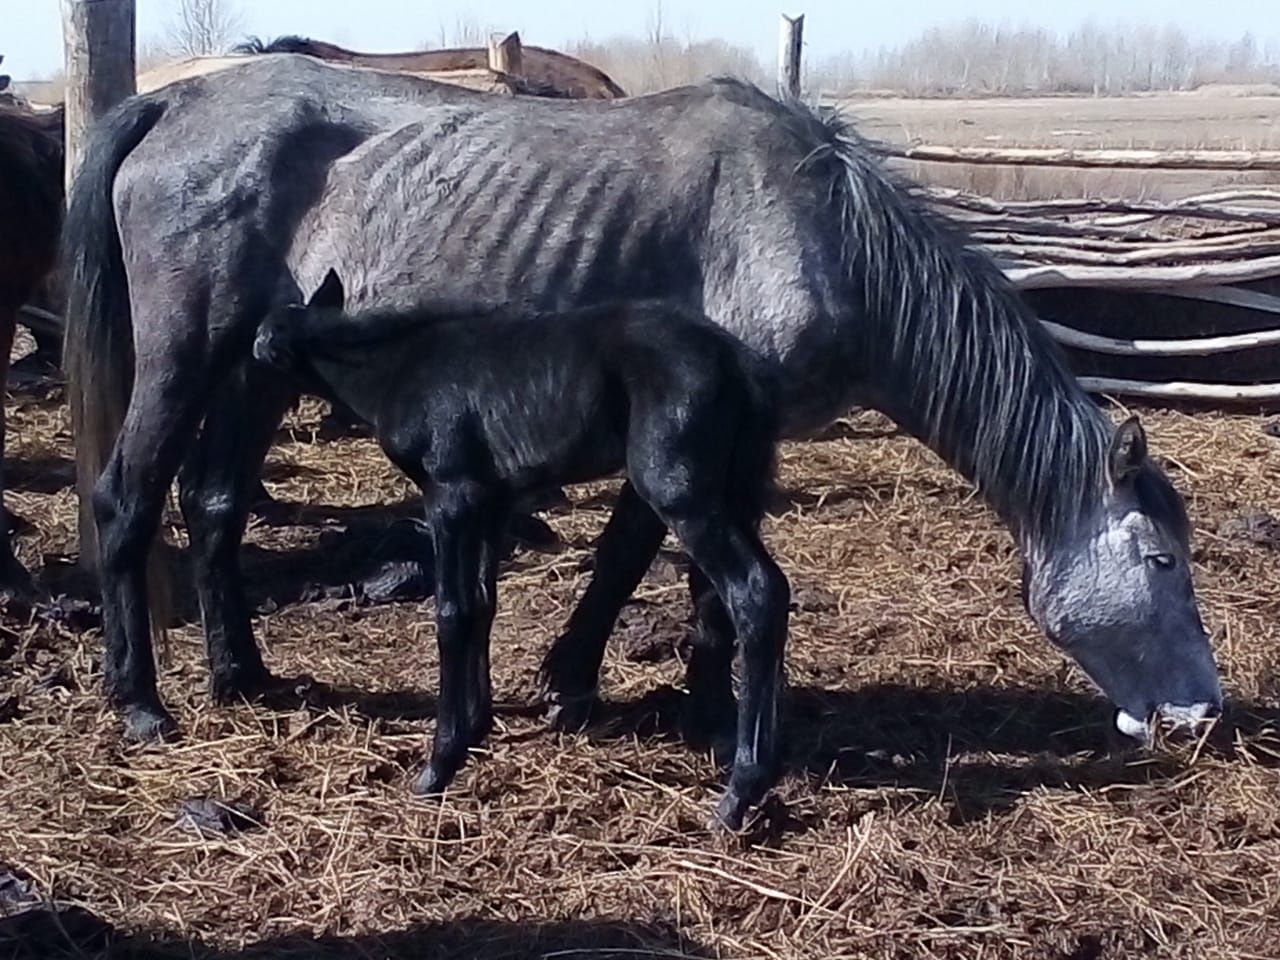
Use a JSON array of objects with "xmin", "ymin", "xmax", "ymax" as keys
[
  {"xmin": 61, "ymin": 0, "xmax": 136, "ymax": 190},
  {"xmin": 778, "ymin": 13, "xmax": 803, "ymax": 98},
  {"xmin": 487, "ymin": 31, "xmax": 524, "ymax": 77}
]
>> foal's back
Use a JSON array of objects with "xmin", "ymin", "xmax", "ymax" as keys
[{"xmin": 372, "ymin": 300, "xmax": 768, "ymax": 490}]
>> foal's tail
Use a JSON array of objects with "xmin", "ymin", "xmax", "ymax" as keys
[
  {"xmin": 62, "ymin": 96, "xmax": 167, "ymax": 573},
  {"xmin": 727, "ymin": 351, "xmax": 781, "ymax": 528}
]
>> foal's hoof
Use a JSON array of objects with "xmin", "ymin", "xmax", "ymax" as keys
[{"xmin": 123, "ymin": 703, "xmax": 178, "ymax": 743}]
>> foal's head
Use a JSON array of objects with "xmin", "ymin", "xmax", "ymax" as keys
[
  {"xmin": 1022, "ymin": 417, "xmax": 1222, "ymax": 742},
  {"xmin": 252, "ymin": 269, "xmax": 346, "ymax": 375}
]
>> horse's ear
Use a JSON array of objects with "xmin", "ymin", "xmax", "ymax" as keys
[
  {"xmin": 308, "ymin": 269, "xmax": 345, "ymax": 311},
  {"xmin": 1107, "ymin": 416, "xmax": 1147, "ymax": 486}
]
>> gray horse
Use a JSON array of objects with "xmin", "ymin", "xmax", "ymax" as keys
[{"xmin": 63, "ymin": 55, "xmax": 1219, "ymax": 777}]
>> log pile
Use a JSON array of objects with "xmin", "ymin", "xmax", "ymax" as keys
[{"xmin": 912, "ymin": 159, "xmax": 1280, "ymax": 405}]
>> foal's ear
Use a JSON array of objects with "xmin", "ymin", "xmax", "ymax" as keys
[
  {"xmin": 308, "ymin": 269, "xmax": 345, "ymax": 311},
  {"xmin": 1107, "ymin": 416, "xmax": 1148, "ymax": 486}
]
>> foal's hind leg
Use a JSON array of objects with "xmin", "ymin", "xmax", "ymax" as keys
[
  {"xmin": 0, "ymin": 306, "xmax": 32, "ymax": 595},
  {"xmin": 538, "ymin": 483, "xmax": 666, "ymax": 730},
  {"xmin": 179, "ymin": 361, "xmax": 296, "ymax": 703},
  {"xmin": 412, "ymin": 484, "xmax": 493, "ymax": 796},
  {"xmin": 657, "ymin": 511, "xmax": 788, "ymax": 830}
]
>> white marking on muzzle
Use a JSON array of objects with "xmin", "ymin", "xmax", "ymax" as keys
[{"xmin": 1116, "ymin": 710, "xmax": 1151, "ymax": 742}]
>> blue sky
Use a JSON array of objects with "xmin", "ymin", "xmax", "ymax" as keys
[{"xmin": 9, "ymin": 0, "xmax": 1278, "ymax": 80}]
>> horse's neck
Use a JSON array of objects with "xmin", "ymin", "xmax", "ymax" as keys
[{"xmin": 871, "ymin": 279, "xmax": 1109, "ymax": 549}]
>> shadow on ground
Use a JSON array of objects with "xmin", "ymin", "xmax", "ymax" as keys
[{"xmin": 0, "ymin": 909, "xmax": 707, "ymax": 960}]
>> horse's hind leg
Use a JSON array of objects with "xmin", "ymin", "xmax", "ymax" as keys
[
  {"xmin": 684, "ymin": 566, "xmax": 737, "ymax": 759},
  {"xmin": 537, "ymin": 482, "xmax": 666, "ymax": 730},
  {"xmin": 178, "ymin": 361, "xmax": 296, "ymax": 702},
  {"xmin": 0, "ymin": 305, "xmax": 32, "ymax": 595},
  {"xmin": 95, "ymin": 353, "xmax": 211, "ymax": 739}
]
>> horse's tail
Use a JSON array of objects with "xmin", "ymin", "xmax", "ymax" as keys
[{"xmin": 62, "ymin": 96, "xmax": 167, "ymax": 578}]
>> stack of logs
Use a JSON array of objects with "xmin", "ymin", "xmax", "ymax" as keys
[{"xmin": 888, "ymin": 143, "xmax": 1280, "ymax": 406}]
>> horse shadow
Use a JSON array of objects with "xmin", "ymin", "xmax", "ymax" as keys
[
  {"xmin": 0, "ymin": 907, "xmax": 707, "ymax": 960},
  {"xmin": 574, "ymin": 680, "xmax": 1280, "ymax": 823}
]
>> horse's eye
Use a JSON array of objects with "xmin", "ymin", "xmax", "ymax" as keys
[{"xmin": 1145, "ymin": 553, "xmax": 1176, "ymax": 570}]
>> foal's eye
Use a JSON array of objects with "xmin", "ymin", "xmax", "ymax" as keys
[{"xmin": 1145, "ymin": 553, "xmax": 1176, "ymax": 570}]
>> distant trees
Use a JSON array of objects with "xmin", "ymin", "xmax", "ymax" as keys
[
  {"xmin": 811, "ymin": 21, "xmax": 1280, "ymax": 96},
  {"xmin": 166, "ymin": 0, "xmax": 243, "ymax": 58}
]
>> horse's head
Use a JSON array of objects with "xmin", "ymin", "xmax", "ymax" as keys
[
  {"xmin": 1022, "ymin": 416, "xmax": 1221, "ymax": 742},
  {"xmin": 252, "ymin": 269, "xmax": 345, "ymax": 373}
]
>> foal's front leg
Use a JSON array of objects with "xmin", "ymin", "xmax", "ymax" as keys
[{"xmin": 412, "ymin": 486, "xmax": 492, "ymax": 796}]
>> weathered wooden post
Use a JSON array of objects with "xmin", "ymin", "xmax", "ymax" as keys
[
  {"xmin": 61, "ymin": 0, "xmax": 136, "ymax": 190},
  {"xmin": 777, "ymin": 13, "xmax": 804, "ymax": 98},
  {"xmin": 487, "ymin": 31, "xmax": 524, "ymax": 77}
]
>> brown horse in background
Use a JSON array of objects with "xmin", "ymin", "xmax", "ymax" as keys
[
  {"xmin": 0, "ymin": 101, "xmax": 64, "ymax": 592},
  {"xmin": 234, "ymin": 35, "xmax": 626, "ymax": 99}
]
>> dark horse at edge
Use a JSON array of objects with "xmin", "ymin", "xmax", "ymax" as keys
[
  {"xmin": 0, "ymin": 101, "xmax": 64, "ymax": 593},
  {"xmin": 62, "ymin": 57, "xmax": 1219, "ymax": 769}
]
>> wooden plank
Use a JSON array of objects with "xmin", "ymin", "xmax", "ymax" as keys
[
  {"xmin": 1157, "ymin": 285, "xmax": 1280, "ymax": 316},
  {"xmin": 487, "ymin": 32, "xmax": 522, "ymax": 76},
  {"xmin": 884, "ymin": 143, "xmax": 1280, "ymax": 172},
  {"xmin": 61, "ymin": 0, "xmax": 136, "ymax": 189},
  {"xmin": 1043, "ymin": 319, "xmax": 1280, "ymax": 357},
  {"xmin": 777, "ymin": 14, "xmax": 803, "ymax": 99},
  {"xmin": 1005, "ymin": 256, "xmax": 1280, "ymax": 290},
  {"xmin": 926, "ymin": 188, "xmax": 1280, "ymax": 225},
  {"xmin": 1078, "ymin": 376, "xmax": 1280, "ymax": 403}
]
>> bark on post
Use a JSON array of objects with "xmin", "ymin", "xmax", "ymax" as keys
[
  {"xmin": 487, "ymin": 31, "xmax": 524, "ymax": 77},
  {"xmin": 777, "ymin": 14, "xmax": 803, "ymax": 98},
  {"xmin": 61, "ymin": 0, "xmax": 136, "ymax": 190}
]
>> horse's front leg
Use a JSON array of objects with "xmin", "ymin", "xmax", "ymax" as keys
[
  {"xmin": 537, "ymin": 482, "xmax": 667, "ymax": 730},
  {"xmin": 412, "ymin": 483, "xmax": 487, "ymax": 796},
  {"xmin": 178, "ymin": 360, "xmax": 296, "ymax": 703}
]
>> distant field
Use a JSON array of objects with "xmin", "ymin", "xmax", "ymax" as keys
[{"xmin": 835, "ymin": 91, "xmax": 1280, "ymax": 200}]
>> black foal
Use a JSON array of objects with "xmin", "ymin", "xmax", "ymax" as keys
[{"xmin": 253, "ymin": 270, "xmax": 790, "ymax": 828}]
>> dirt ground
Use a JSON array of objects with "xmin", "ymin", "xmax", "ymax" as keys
[
  {"xmin": 1, "ymin": 355, "xmax": 1278, "ymax": 959},
  {"xmin": 837, "ymin": 90, "xmax": 1280, "ymax": 201}
]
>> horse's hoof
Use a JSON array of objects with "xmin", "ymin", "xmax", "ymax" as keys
[
  {"xmin": 507, "ymin": 513, "xmax": 561, "ymax": 552},
  {"xmin": 410, "ymin": 762, "xmax": 456, "ymax": 798},
  {"xmin": 212, "ymin": 667, "xmax": 311, "ymax": 707},
  {"xmin": 0, "ymin": 552, "xmax": 36, "ymax": 603},
  {"xmin": 542, "ymin": 690, "xmax": 598, "ymax": 732},
  {"xmin": 123, "ymin": 703, "xmax": 178, "ymax": 743},
  {"xmin": 711, "ymin": 790, "xmax": 749, "ymax": 832}
]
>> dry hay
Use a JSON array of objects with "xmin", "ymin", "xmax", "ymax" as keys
[{"xmin": 1, "ymin": 366, "xmax": 1279, "ymax": 960}]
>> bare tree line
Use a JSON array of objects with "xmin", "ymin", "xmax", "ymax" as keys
[{"xmin": 812, "ymin": 21, "xmax": 1280, "ymax": 96}]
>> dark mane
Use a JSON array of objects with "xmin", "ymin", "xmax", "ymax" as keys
[
  {"xmin": 231, "ymin": 35, "xmax": 316, "ymax": 56},
  {"xmin": 793, "ymin": 98, "xmax": 1112, "ymax": 542}
]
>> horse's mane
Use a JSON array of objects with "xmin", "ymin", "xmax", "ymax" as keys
[
  {"xmin": 778, "ymin": 92, "xmax": 1115, "ymax": 542},
  {"xmin": 231, "ymin": 35, "xmax": 320, "ymax": 56}
]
